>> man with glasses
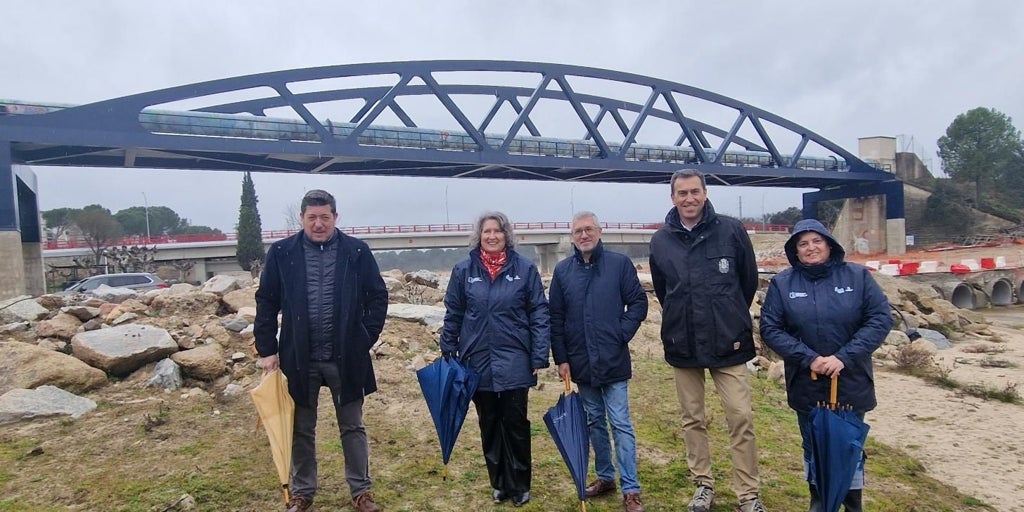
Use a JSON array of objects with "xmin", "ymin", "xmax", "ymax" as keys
[
  {"xmin": 648, "ymin": 170, "xmax": 766, "ymax": 512},
  {"xmin": 549, "ymin": 211, "xmax": 649, "ymax": 512},
  {"xmin": 255, "ymin": 189, "xmax": 389, "ymax": 512}
]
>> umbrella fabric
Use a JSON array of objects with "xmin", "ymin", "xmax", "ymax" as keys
[
  {"xmin": 543, "ymin": 379, "xmax": 590, "ymax": 510},
  {"xmin": 250, "ymin": 369, "xmax": 295, "ymax": 504},
  {"xmin": 417, "ymin": 356, "xmax": 480, "ymax": 478},
  {"xmin": 809, "ymin": 375, "xmax": 870, "ymax": 512}
]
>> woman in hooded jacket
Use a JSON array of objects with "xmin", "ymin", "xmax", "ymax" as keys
[{"xmin": 759, "ymin": 219, "xmax": 892, "ymax": 512}]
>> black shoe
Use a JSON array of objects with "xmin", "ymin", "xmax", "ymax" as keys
[
  {"xmin": 512, "ymin": 491, "xmax": 530, "ymax": 507},
  {"xmin": 493, "ymin": 489, "xmax": 508, "ymax": 503}
]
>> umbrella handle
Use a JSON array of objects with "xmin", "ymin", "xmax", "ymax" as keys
[
  {"xmin": 829, "ymin": 374, "xmax": 838, "ymax": 409},
  {"xmin": 810, "ymin": 371, "xmax": 840, "ymax": 409}
]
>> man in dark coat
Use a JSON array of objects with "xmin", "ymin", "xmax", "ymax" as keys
[
  {"xmin": 648, "ymin": 170, "xmax": 766, "ymax": 512},
  {"xmin": 550, "ymin": 211, "xmax": 648, "ymax": 512},
  {"xmin": 255, "ymin": 189, "xmax": 388, "ymax": 512}
]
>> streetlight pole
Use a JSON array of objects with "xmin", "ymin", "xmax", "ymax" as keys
[
  {"xmin": 761, "ymin": 193, "xmax": 766, "ymax": 232},
  {"xmin": 444, "ymin": 184, "xmax": 450, "ymax": 226},
  {"xmin": 142, "ymin": 192, "xmax": 151, "ymax": 244},
  {"xmin": 569, "ymin": 185, "xmax": 576, "ymax": 218}
]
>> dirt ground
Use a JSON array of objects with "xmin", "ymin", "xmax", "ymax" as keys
[{"xmin": 870, "ymin": 305, "xmax": 1024, "ymax": 512}]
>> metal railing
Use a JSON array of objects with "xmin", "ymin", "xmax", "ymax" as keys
[{"xmin": 43, "ymin": 222, "xmax": 792, "ymax": 250}]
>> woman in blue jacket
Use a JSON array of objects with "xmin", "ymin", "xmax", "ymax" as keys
[
  {"xmin": 760, "ymin": 219, "xmax": 892, "ymax": 512},
  {"xmin": 440, "ymin": 211, "xmax": 550, "ymax": 508}
]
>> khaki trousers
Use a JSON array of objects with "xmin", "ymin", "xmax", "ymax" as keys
[{"xmin": 673, "ymin": 364, "xmax": 760, "ymax": 502}]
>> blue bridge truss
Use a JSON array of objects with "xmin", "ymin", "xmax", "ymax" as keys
[{"xmin": 0, "ymin": 60, "xmax": 905, "ymax": 237}]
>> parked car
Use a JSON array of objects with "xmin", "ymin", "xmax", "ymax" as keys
[{"xmin": 61, "ymin": 272, "xmax": 169, "ymax": 294}]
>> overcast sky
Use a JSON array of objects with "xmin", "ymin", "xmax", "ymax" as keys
[{"xmin": 3, "ymin": 1, "xmax": 1022, "ymax": 232}]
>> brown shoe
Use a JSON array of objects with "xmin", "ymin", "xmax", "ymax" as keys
[
  {"xmin": 623, "ymin": 492, "xmax": 646, "ymax": 512},
  {"xmin": 285, "ymin": 495, "xmax": 312, "ymax": 512},
  {"xmin": 585, "ymin": 478, "xmax": 617, "ymax": 498},
  {"xmin": 353, "ymin": 491, "xmax": 382, "ymax": 512}
]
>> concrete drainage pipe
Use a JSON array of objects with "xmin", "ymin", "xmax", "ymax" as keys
[
  {"xmin": 988, "ymin": 278, "xmax": 1015, "ymax": 307},
  {"xmin": 949, "ymin": 283, "xmax": 977, "ymax": 310}
]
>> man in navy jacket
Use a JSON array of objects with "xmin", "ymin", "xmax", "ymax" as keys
[
  {"xmin": 255, "ymin": 190, "xmax": 388, "ymax": 512},
  {"xmin": 648, "ymin": 170, "xmax": 766, "ymax": 512},
  {"xmin": 550, "ymin": 211, "xmax": 648, "ymax": 512}
]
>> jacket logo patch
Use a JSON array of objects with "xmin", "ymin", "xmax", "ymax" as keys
[
  {"xmin": 505, "ymin": 274, "xmax": 521, "ymax": 282},
  {"xmin": 467, "ymin": 276, "xmax": 482, "ymax": 284},
  {"xmin": 733, "ymin": 342, "xmax": 740, "ymax": 350},
  {"xmin": 718, "ymin": 258, "xmax": 730, "ymax": 273},
  {"xmin": 834, "ymin": 286, "xmax": 854, "ymax": 294},
  {"xmin": 789, "ymin": 291, "xmax": 808, "ymax": 298}
]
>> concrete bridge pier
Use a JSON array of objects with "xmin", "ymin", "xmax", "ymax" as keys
[
  {"xmin": 536, "ymin": 236, "xmax": 573, "ymax": 274},
  {"xmin": 0, "ymin": 146, "xmax": 45, "ymax": 300}
]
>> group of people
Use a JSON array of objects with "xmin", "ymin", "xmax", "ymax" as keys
[{"xmin": 254, "ymin": 168, "xmax": 891, "ymax": 512}]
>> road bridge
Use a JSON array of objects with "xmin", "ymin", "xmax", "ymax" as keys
[{"xmin": 1, "ymin": 61, "xmax": 904, "ymax": 298}]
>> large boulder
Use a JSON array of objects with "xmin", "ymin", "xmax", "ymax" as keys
[
  {"xmin": 0, "ymin": 296, "xmax": 49, "ymax": 323},
  {"xmin": 386, "ymin": 304, "xmax": 446, "ymax": 330},
  {"xmin": 34, "ymin": 312, "xmax": 83, "ymax": 340},
  {"xmin": 150, "ymin": 292, "xmax": 220, "ymax": 317},
  {"xmin": 405, "ymin": 270, "xmax": 440, "ymax": 288},
  {"xmin": 221, "ymin": 287, "xmax": 256, "ymax": 312},
  {"xmin": 0, "ymin": 341, "xmax": 107, "ymax": 394},
  {"xmin": 0, "ymin": 386, "xmax": 97, "ymax": 425},
  {"xmin": 87, "ymin": 285, "xmax": 140, "ymax": 304},
  {"xmin": 201, "ymin": 275, "xmax": 241, "ymax": 296},
  {"xmin": 71, "ymin": 324, "xmax": 178, "ymax": 376},
  {"xmin": 170, "ymin": 343, "xmax": 226, "ymax": 380}
]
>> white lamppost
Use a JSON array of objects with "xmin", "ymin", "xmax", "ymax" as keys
[
  {"xmin": 569, "ymin": 185, "xmax": 577, "ymax": 218},
  {"xmin": 142, "ymin": 192, "xmax": 151, "ymax": 244},
  {"xmin": 444, "ymin": 184, "xmax": 450, "ymax": 226}
]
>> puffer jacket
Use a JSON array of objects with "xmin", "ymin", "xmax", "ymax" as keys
[
  {"xmin": 549, "ymin": 241, "xmax": 648, "ymax": 387},
  {"xmin": 649, "ymin": 200, "xmax": 758, "ymax": 369},
  {"xmin": 440, "ymin": 249, "xmax": 550, "ymax": 392},
  {"xmin": 760, "ymin": 219, "xmax": 892, "ymax": 413}
]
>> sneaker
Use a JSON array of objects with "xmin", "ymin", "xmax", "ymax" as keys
[
  {"xmin": 688, "ymin": 485, "xmax": 715, "ymax": 512},
  {"xmin": 623, "ymin": 492, "xmax": 646, "ymax": 512},
  {"xmin": 285, "ymin": 495, "xmax": 313, "ymax": 512},
  {"xmin": 584, "ymin": 478, "xmax": 617, "ymax": 498},
  {"xmin": 492, "ymin": 488, "xmax": 508, "ymax": 503},
  {"xmin": 353, "ymin": 491, "xmax": 382, "ymax": 512},
  {"xmin": 736, "ymin": 497, "xmax": 767, "ymax": 512}
]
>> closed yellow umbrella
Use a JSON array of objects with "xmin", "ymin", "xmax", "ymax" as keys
[{"xmin": 250, "ymin": 369, "xmax": 294, "ymax": 504}]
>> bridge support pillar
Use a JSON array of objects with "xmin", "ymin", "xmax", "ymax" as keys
[
  {"xmin": 0, "ymin": 145, "xmax": 45, "ymax": 299},
  {"xmin": 804, "ymin": 180, "xmax": 906, "ymax": 256},
  {"xmin": 536, "ymin": 237, "xmax": 573, "ymax": 274}
]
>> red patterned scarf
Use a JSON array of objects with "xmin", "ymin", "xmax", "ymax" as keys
[{"xmin": 480, "ymin": 250, "xmax": 508, "ymax": 282}]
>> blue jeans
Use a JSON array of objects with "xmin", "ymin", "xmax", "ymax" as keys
[
  {"xmin": 796, "ymin": 411, "xmax": 865, "ymax": 490},
  {"xmin": 578, "ymin": 380, "xmax": 640, "ymax": 494}
]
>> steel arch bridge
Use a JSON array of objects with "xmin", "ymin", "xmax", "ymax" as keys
[{"xmin": 0, "ymin": 60, "xmax": 905, "ymax": 295}]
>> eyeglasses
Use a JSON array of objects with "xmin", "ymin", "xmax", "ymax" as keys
[{"xmin": 571, "ymin": 226, "xmax": 599, "ymax": 236}]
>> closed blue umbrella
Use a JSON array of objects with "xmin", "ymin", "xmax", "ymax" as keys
[
  {"xmin": 809, "ymin": 374, "xmax": 870, "ymax": 512},
  {"xmin": 417, "ymin": 356, "xmax": 480, "ymax": 480},
  {"xmin": 544, "ymin": 377, "xmax": 590, "ymax": 512}
]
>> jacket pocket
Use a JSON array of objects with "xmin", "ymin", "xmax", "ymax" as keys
[
  {"xmin": 710, "ymin": 295, "xmax": 752, "ymax": 357},
  {"xmin": 660, "ymin": 301, "xmax": 692, "ymax": 358}
]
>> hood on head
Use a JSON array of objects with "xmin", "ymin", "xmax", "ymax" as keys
[{"xmin": 784, "ymin": 219, "xmax": 845, "ymax": 267}]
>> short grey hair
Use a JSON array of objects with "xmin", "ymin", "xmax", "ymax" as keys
[
  {"xmin": 571, "ymin": 211, "xmax": 600, "ymax": 227},
  {"xmin": 469, "ymin": 211, "xmax": 516, "ymax": 250},
  {"xmin": 670, "ymin": 169, "xmax": 707, "ymax": 192}
]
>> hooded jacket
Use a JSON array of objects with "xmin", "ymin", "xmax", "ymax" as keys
[
  {"xmin": 649, "ymin": 199, "xmax": 758, "ymax": 369},
  {"xmin": 254, "ymin": 229, "xmax": 389, "ymax": 407},
  {"xmin": 440, "ymin": 248, "xmax": 551, "ymax": 392},
  {"xmin": 549, "ymin": 241, "xmax": 649, "ymax": 387},
  {"xmin": 759, "ymin": 219, "xmax": 892, "ymax": 413}
]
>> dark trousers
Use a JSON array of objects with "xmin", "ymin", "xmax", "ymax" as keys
[
  {"xmin": 291, "ymin": 361, "xmax": 372, "ymax": 500},
  {"xmin": 473, "ymin": 388, "xmax": 531, "ymax": 495}
]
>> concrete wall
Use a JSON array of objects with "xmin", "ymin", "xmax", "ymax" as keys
[
  {"xmin": 858, "ymin": 136, "xmax": 897, "ymax": 171},
  {"xmin": 22, "ymin": 242, "xmax": 44, "ymax": 296},
  {"xmin": 833, "ymin": 196, "xmax": 888, "ymax": 255},
  {"xmin": 0, "ymin": 231, "xmax": 26, "ymax": 299}
]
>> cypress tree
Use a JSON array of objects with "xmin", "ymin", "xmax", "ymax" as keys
[{"xmin": 236, "ymin": 171, "xmax": 265, "ymax": 271}]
